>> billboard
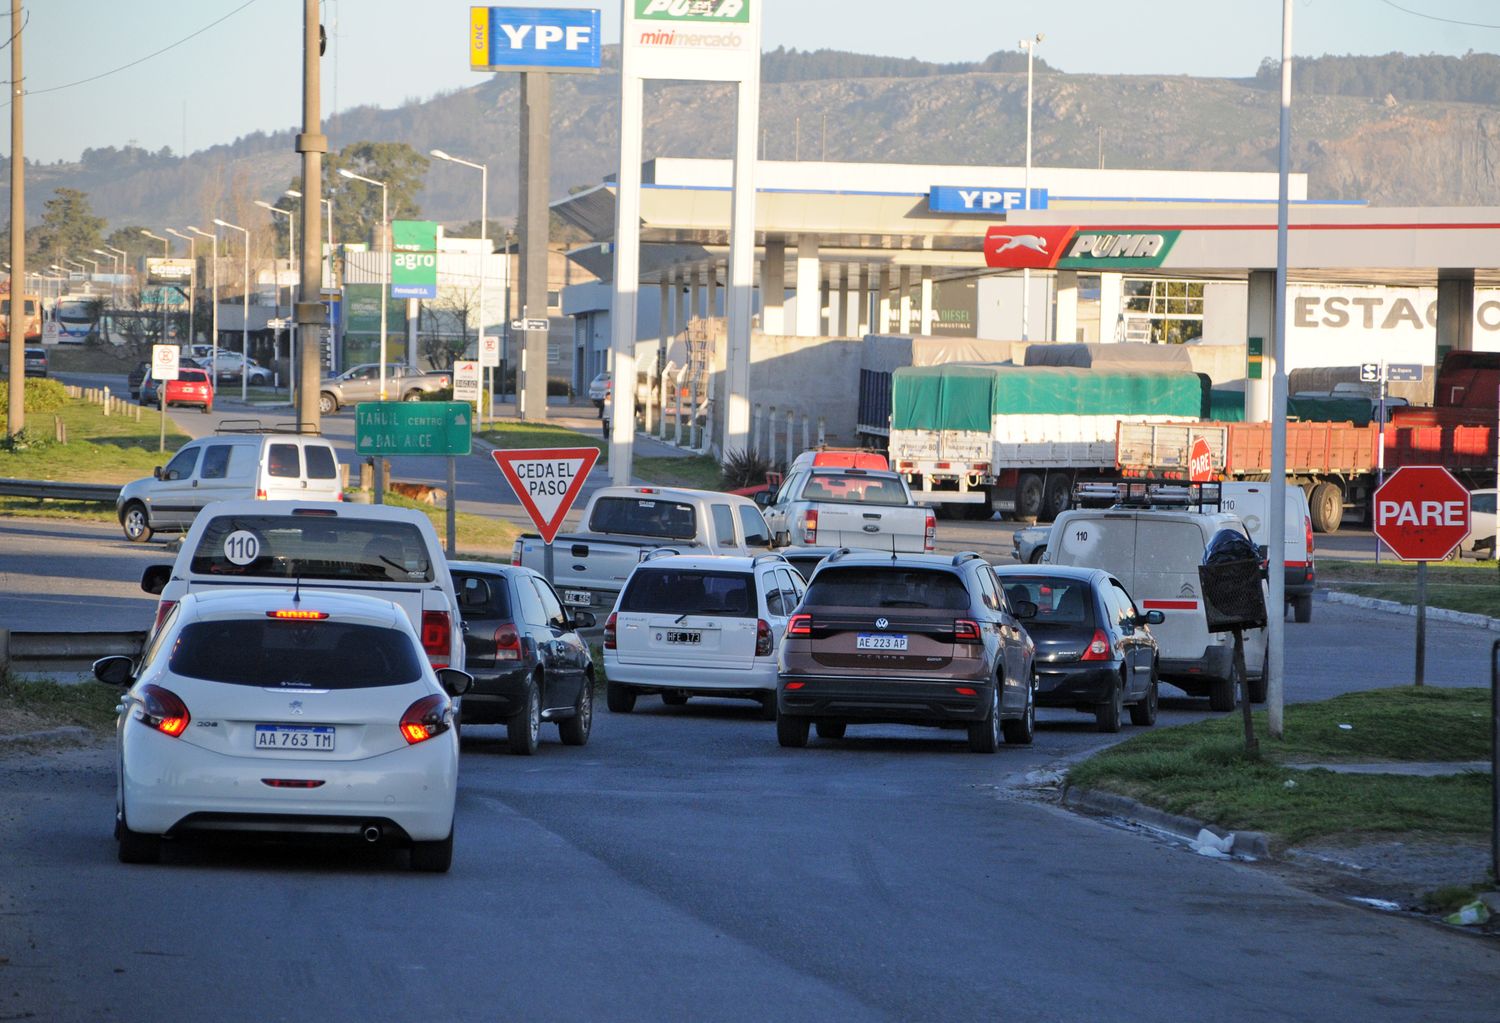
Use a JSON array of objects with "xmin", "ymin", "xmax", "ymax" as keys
[
  {"xmin": 390, "ymin": 220, "xmax": 438, "ymax": 300},
  {"xmin": 929, "ymin": 187, "xmax": 1048, "ymax": 214},
  {"xmin": 625, "ymin": 0, "xmax": 758, "ymax": 81},
  {"xmin": 469, "ymin": 7, "xmax": 602, "ymax": 72},
  {"xmin": 146, "ymin": 258, "xmax": 194, "ymax": 284}
]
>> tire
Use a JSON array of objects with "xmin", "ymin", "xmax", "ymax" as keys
[
  {"xmin": 606, "ymin": 681, "xmax": 636, "ymax": 713},
  {"xmin": 1028, "ymin": 546, "xmax": 1047, "ymax": 565},
  {"xmin": 661, "ymin": 692, "xmax": 688, "ymax": 706},
  {"xmin": 968, "ymin": 686, "xmax": 1001, "ymax": 753},
  {"xmin": 1095, "ymin": 676, "xmax": 1124, "ymax": 733},
  {"xmin": 1292, "ymin": 593, "xmax": 1312, "ymax": 624},
  {"xmin": 201, "ymin": 403, "xmax": 212, "ymax": 414},
  {"xmin": 776, "ymin": 713, "xmax": 810, "ymax": 748},
  {"xmin": 1015, "ymin": 473, "xmax": 1044, "ymax": 523},
  {"xmin": 758, "ymin": 694, "xmax": 778, "ymax": 721},
  {"xmin": 1129, "ymin": 669, "xmax": 1159, "ymax": 727},
  {"xmin": 1248, "ymin": 649, "xmax": 1269, "ymax": 704},
  {"xmin": 1309, "ymin": 482, "xmax": 1343, "ymax": 534},
  {"xmin": 1042, "ymin": 474, "xmax": 1072, "ymax": 523},
  {"xmin": 1002, "ymin": 679, "xmax": 1036, "ymax": 746},
  {"xmin": 410, "ymin": 828, "xmax": 454, "ymax": 873},
  {"xmin": 507, "ymin": 680, "xmax": 541, "ymax": 755},
  {"xmin": 117, "ymin": 819, "xmax": 161, "ymax": 865},
  {"xmin": 558, "ymin": 676, "xmax": 593, "ymax": 746},
  {"xmin": 403, "ymin": 390, "xmax": 423, "ymax": 402},
  {"xmin": 121, "ymin": 502, "xmax": 153, "ymax": 543},
  {"xmin": 1208, "ymin": 660, "xmax": 1239, "ymax": 712},
  {"xmin": 319, "ymin": 392, "xmax": 337, "ymax": 415},
  {"xmin": 815, "ymin": 720, "xmax": 846, "ymax": 740}
]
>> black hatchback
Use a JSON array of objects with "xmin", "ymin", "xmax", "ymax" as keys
[
  {"xmin": 449, "ymin": 561, "xmax": 597, "ymax": 755},
  {"xmin": 994, "ymin": 565, "xmax": 1162, "ymax": 733}
]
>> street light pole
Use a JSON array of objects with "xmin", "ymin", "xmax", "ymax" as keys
[
  {"xmin": 166, "ymin": 229, "xmax": 196, "ymax": 347},
  {"xmin": 141, "ymin": 229, "xmax": 171, "ymax": 344},
  {"xmin": 1018, "ymin": 33, "xmax": 1043, "ymax": 343},
  {"xmin": 213, "ymin": 218, "xmax": 251, "ymax": 404},
  {"xmin": 92, "ymin": 248, "xmax": 119, "ymax": 305},
  {"xmin": 339, "ymin": 168, "xmax": 389, "ymax": 400},
  {"xmin": 188, "ymin": 227, "xmax": 219, "ymax": 385},
  {"xmin": 255, "ymin": 200, "xmax": 298, "ymax": 396},
  {"xmin": 285, "ymin": 189, "xmax": 333, "ymax": 286},
  {"xmin": 431, "ymin": 148, "xmax": 490, "ymax": 424}
]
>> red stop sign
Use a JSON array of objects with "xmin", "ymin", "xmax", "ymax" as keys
[
  {"xmin": 1188, "ymin": 437, "xmax": 1213, "ymax": 483},
  {"xmin": 1372, "ymin": 466, "xmax": 1472, "ymax": 560}
]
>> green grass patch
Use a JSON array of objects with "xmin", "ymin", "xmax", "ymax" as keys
[
  {"xmin": 373, "ymin": 492, "xmax": 523, "ymax": 555},
  {"xmin": 0, "ymin": 674, "xmax": 121, "ymax": 736},
  {"xmin": 635, "ymin": 455, "xmax": 724, "ymax": 490},
  {"xmin": 477, "ymin": 421, "xmax": 606, "ymax": 455},
  {"xmin": 1319, "ymin": 558, "xmax": 1500, "ymax": 618},
  {"xmin": 0, "ymin": 395, "xmax": 189, "ymax": 483},
  {"xmin": 1068, "ymin": 687, "xmax": 1493, "ymax": 847}
]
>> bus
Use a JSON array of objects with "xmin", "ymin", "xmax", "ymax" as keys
[
  {"xmin": 0, "ymin": 289, "xmax": 42, "ymax": 342},
  {"xmin": 54, "ymin": 295, "xmax": 104, "ymax": 343}
]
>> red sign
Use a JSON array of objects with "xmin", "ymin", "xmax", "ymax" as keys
[
  {"xmin": 491, "ymin": 446, "xmax": 601, "ymax": 544},
  {"xmin": 1188, "ymin": 437, "xmax": 1214, "ymax": 483},
  {"xmin": 982, "ymin": 225, "xmax": 1075, "ymax": 269},
  {"xmin": 1372, "ymin": 466, "xmax": 1471, "ymax": 561}
]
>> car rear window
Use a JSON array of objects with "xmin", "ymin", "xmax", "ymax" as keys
[
  {"xmin": 998, "ymin": 576, "xmax": 1094, "ymax": 625},
  {"xmin": 619, "ymin": 568, "xmax": 756, "ymax": 617},
  {"xmin": 805, "ymin": 567, "xmax": 970, "ymax": 610},
  {"xmin": 304, "ymin": 444, "xmax": 339, "ymax": 480},
  {"xmin": 189, "ymin": 514, "xmax": 435, "ymax": 583},
  {"xmin": 169, "ymin": 619, "xmax": 424, "ymax": 688},
  {"xmin": 454, "ymin": 572, "xmax": 513, "ymax": 618},
  {"xmin": 177, "ymin": 368, "xmax": 209, "ymax": 383},
  {"xmin": 800, "ymin": 472, "xmax": 908, "ymax": 506},
  {"xmin": 588, "ymin": 496, "xmax": 697, "ymax": 540},
  {"xmin": 268, "ymin": 443, "xmax": 301, "ymax": 478}
]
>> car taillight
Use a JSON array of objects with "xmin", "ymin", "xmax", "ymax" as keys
[
  {"xmin": 801, "ymin": 508, "xmax": 818, "ymax": 544},
  {"xmin": 399, "ymin": 694, "xmax": 451, "ymax": 745},
  {"xmin": 152, "ymin": 600, "xmax": 177, "ymax": 634},
  {"xmin": 510, "ymin": 540, "xmax": 523, "ymax": 566},
  {"xmin": 421, "ymin": 611, "xmax": 452, "ymax": 667},
  {"xmin": 494, "ymin": 623, "xmax": 522, "ymax": 661},
  {"xmin": 924, "ymin": 513, "xmax": 936, "ymax": 552},
  {"xmin": 1305, "ymin": 515, "xmax": 1314, "ymax": 555},
  {"xmin": 603, "ymin": 612, "xmax": 618, "ymax": 650},
  {"xmin": 787, "ymin": 613, "xmax": 812, "ymax": 637},
  {"xmin": 1081, "ymin": 629, "xmax": 1112, "ymax": 661},
  {"xmin": 954, "ymin": 618, "xmax": 981, "ymax": 643},
  {"xmin": 256, "ymin": 489, "xmax": 268, "ymax": 499},
  {"xmin": 138, "ymin": 683, "xmax": 190, "ymax": 737},
  {"xmin": 755, "ymin": 618, "xmax": 773, "ymax": 657}
]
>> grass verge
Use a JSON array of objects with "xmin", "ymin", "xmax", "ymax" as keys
[
  {"xmin": 0, "ymin": 673, "xmax": 120, "ymax": 738},
  {"xmin": 0, "ymin": 395, "xmax": 189, "ymax": 482},
  {"xmin": 635, "ymin": 455, "xmax": 723, "ymax": 490},
  {"xmin": 374, "ymin": 492, "xmax": 523, "ymax": 555},
  {"xmin": 478, "ymin": 421, "xmax": 731, "ymax": 491},
  {"xmin": 1067, "ymin": 687, "xmax": 1493, "ymax": 847},
  {"xmin": 1318, "ymin": 558, "xmax": 1500, "ymax": 619}
]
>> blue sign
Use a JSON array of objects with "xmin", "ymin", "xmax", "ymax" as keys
[
  {"xmin": 1387, "ymin": 363, "xmax": 1423, "ymax": 382},
  {"xmin": 470, "ymin": 7, "xmax": 602, "ymax": 72},
  {"xmin": 928, "ymin": 186, "xmax": 1049, "ymax": 214}
]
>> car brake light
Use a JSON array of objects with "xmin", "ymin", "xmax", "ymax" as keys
[
  {"xmin": 421, "ymin": 611, "xmax": 452, "ymax": 667},
  {"xmin": 138, "ymin": 683, "xmax": 190, "ymax": 737},
  {"xmin": 787, "ymin": 613, "xmax": 812, "ymax": 637},
  {"xmin": 954, "ymin": 618, "xmax": 981, "ymax": 643},
  {"xmin": 955, "ymin": 687, "xmax": 977, "ymax": 696},
  {"xmin": 924, "ymin": 512, "xmax": 936, "ymax": 552},
  {"xmin": 755, "ymin": 618, "xmax": 773, "ymax": 657},
  {"xmin": 604, "ymin": 612, "xmax": 618, "ymax": 650},
  {"xmin": 494, "ymin": 623, "xmax": 522, "ymax": 661},
  {"xmin": 1305, "ymin": 515, "xmax": 1314, "ymax": 555},
  {"xmin": 784, "ymin": 682, "xmax": 804, "ymax": 690},
  {"xmin": 152, "ymin": 600, "xmax": 177, "ymax": 634},
  {"xmin": 802, "ymin": 508, "xmax": 818, "ymax": 544},
  {"xmin": 1081, "ymin": 629, "xmax": 1112, "ymax": 661},
  {"xmin": 267, "ymin": 610, "xmax": 328, "ymax": 620},
  {"xmin": 256, "ymin": 489, "xmax": 268, "ymax": 499},
  {"xmin": 399, "ymin": 694, "xmax": 451, "ymax": 745}
]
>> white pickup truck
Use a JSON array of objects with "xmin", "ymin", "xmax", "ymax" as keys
[
  {"xmin": 758, "ymin": 467, "xmax": 936, "ymax": 553},
  {"xmin": 510, "ymin": 485, "xmax": 774, "ymax": 618}
]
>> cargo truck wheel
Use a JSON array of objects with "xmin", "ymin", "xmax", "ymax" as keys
[
  {"xmin": 1015, "ymin": 473, "xmax": 1044, "ymax": 522},
  {"xmin": 1042, "ymin": 475, "xmax": 1072, "ymax": 522},
  {"xmin": 1309, "ymin": 482, "xmax": 1343, "ymax": 533}
]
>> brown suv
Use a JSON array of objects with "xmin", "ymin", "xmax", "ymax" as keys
[{"xmin": 776, "ymin": 550, "xmax": 1037, "ymax": 753}]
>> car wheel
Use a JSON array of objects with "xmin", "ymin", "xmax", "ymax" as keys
[
  {"xmin": 558, "ymin": 675, "xmax": 593, "ymax": 746},
  {"xmin": 1095, "ymin": 675, "xmax": 1124, "ymax": 733},
  {"xmin": 1292, "ymin": 593, "xmax": 1313, "ymax": 624},
  {"xmin": 776, "ymin": 712, "xmax": 809, "ymax": 748},
  {"xmin": 968, "ymin": 686, "xmax": 1001, "ymax": 753},
  {"xmin": 507, "ymin": 680, "xmax": 541, "ymax": 755},
  {"xmin": 1015, "ymin": 473, "xmax": 1044, "ymax": 523},
  {"xmin": 117, "ymin": 816, "xmax": 161, "ymax": 865},
  {"xmin": 1129, "ymin": 669, "xmax": 1159, "ymax": 727},
  {"xmin": 201, "ymin": 403, "xmax": 212, "ymax": 414},
  {"xmin": 403, "ymin": 390, "xmax": 423, "ymax": 402},
  {"xmin": 319, "ymin": 392, "xmax": 337, "ymax": 415},
  {"xmin": 1209, "ymin": 660, "xmax": 1239, "ymax": 712},
  {"xmin": 1001, "ymin": 677, "xmax": 1035, "ymax": 745},
  {"xmin": 409, "ymin": 828, "xmax": 454, "ymax": 873},
  {"xmin": 815, "ymin": 720, "xmax": 846, "ymax": 740},
  {"xmin": 121, "ymin": 502, "xmax": 153, "ymax": 543},
  {"xmin": 606, "ymin": 681, "xmax": 636, "ymax": 713},
  {"xmin": 1028, "ymin": 546, "xmax": 1047, "ymax": 564},
  {"xmin": 662, "ymin": 692, "xmax": 688, "ymax": 706},
  {"xmin": 758, "ymin": 694, "xmax": 778, "ymax": 721},
  {"xmin": 1248, "ymin": 658, "xmax": 1269, "ymax": 704}
]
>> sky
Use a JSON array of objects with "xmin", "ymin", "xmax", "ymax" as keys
[{"xmin": 12, "ymin": 0, "xmax": 1500, "ymax": 164}]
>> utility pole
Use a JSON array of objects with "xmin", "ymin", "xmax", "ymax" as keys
[
  {"xmin": 6, "ymin": 0, "xmax": 24, "ymax": 438},
  {"xmin": 295, "ymin": 0, "xmax": 327, "ymax": 433},
  {"xmin": 517, "ymin": 72, "xmax": 551, "ymax": 421}
]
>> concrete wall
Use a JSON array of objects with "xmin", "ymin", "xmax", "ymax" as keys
[{"xmin": 743, "ymin": 334, "xmax": 866, "ymax": 448}]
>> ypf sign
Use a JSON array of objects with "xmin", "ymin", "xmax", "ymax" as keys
[{"xmin": 1372, "ymin": 466, "xmax": 1471, "ymax": 561}]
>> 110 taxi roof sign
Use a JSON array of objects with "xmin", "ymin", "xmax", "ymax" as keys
[{"xmin": 470, "ymin": 7, "xmax": 602, "ymax": 73}]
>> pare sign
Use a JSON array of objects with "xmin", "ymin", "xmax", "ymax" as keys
[{"xmin": 469, "ymin": 7, "xmax": 602, "ymax": 72}]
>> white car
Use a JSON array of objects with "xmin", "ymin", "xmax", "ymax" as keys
[
  {"xmin": 603, "ymin": 553, "xmax": 805, "ymax": 718},
  {"xmin": 1464, "ymin": 488, "xmax": 1496, "ymax": 558},
  {"xmin": 93, "ymin": 589, "xmax": 472, "ymax": 871}
]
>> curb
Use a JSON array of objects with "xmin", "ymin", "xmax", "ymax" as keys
[
  {"xmin": 1321, "ymin": 589, "xmax": 1500, "ymax": 633},
  {"xmin": 0, "ymin": 725, "xmax": 92, "ymax": 746},
  {"xmin": 1061, "ymin": 785, "xmax": 1270, "ymax": 859}
]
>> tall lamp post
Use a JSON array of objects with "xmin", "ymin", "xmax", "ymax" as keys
[
  {"xmin": 166, "ymin": 229, "xmax": 197, "ymax": 348},
  {"xmin": 93, "ymin": 248, "xmax": 119, "ymax": 305},
  {"xmin": 431, "ymin": 148, "xmax": 490, "ymax": 423},
  {"xmin": 339, "ymin": 167, "xmax": 389, "ymax": 400},
  {"xmin": 187, "ymin": 226, "xmax": 219, "ymax": 384},
  {"xmin": 141, "ymin": 229, "xmax": 171, "ymax": 344},
  {"xmin": 213, "ymin": 218, "xmax": 252, "ymax": 404},
  {"xmin": 1018, "ymin": 32, "xmax": 1043, "ymax": 343},
  {"xmin": 285, "ymin": 188, "xmax": 334, "ymax": 284},
  {"xmin": 255, "ymin": 199, "xmax": 298, "ymax": 396}
]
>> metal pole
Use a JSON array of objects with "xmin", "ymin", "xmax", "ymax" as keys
[
  {"xmin": 5, "ymin": 0, "xmax": 23, "ymax": 437},
  {"xmin": 380, "ymin": 185, "xmax": 388, "ymax": 400},
  {"xmin": 1377, "ymin": 365, "xmax": 1387, "ymax": 564},
  {"xmin": 519, "ymin": 72, "xmax": 552, "ymax": 423},
  {"xmin": 479, "ymin": 162, "xmax": 488, "ymax": 426},
  {"xmin": 295, "ymin": 0, "xmax": 326, "ymax": 432},
  {"xmin": 1491, "ymin": 639, "xmax": 1499, "ymax": 886},
  {"xmin": 1415, "ymin": 560, "xmax": 1427, "ymax": 686},
  {"xmin": 1019, "ymin": 34, "xmax": 1039, "ymax": 345},
  {"xmin": 446, "ymin": 455, "xmax": 456, "ymax": 557}
]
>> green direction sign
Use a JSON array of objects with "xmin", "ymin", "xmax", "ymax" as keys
[
  {"xmin": 355, "ymin": 401, "xmax": 472, "ymax": 457},
  {"xmin": 1057, "ymin": 229, "xmax": 1180, "ymax": 270},
  {"xmin": 1247, "ymin": 336, "xmax": 1264, "ymax": 380},
  {"xmin": 391, "ymin": 220, "xmax": 438, "ymax": 300},
  {"xmin": 635, "ymin": 0, "xmax": 749, "ymax": 22}
]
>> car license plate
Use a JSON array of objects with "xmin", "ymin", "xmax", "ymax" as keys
[
  {"xmin": 666, "ymin": 630, "xmax": 701, "ymax": 645},
  {"xmin": 563, "ymin": 590, "xmax": 591, "ymax": 607},
  {"xmin": 856, "ymin": 633, "xmax": 908, "ymax": 651},
  {"xmin": 254, "ymin": 725, "xmax": 335, "ymax": 751}
]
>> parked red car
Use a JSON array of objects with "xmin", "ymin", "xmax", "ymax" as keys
[{"xmin": 147, "ymin": 366, "xmax": 215, "ymax": 413}]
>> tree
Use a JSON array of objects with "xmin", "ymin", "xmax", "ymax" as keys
[
  {"xmin": 32, "ymin": 188, "xmax": 105, "ymax": 266},
  {"xmin": 284, "ymin": 141, "xmax": 429, "ymax": 254},
  {"xmin": 421, "ymin": 285, "xmax": 479, "ymax": 371},
  {"xmin": 102, "ymin": 226, "xmax": 157, "ymax": 272}
]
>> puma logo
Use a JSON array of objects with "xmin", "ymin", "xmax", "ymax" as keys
[{"xmin": 989, "ymin": 234, "xmax": 1049, "ymax": 255}]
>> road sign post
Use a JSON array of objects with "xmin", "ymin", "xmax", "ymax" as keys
[
  {"xmin": 490, "ymin": 446, "xmax": 600, "ymax": 584},
  {"xmin": 355, "ymin": 402, "xmax": 474, "ymax": 551},
  {"xmin": 151, "ymin": 344, "xmax": 179, "ymax": 453}
]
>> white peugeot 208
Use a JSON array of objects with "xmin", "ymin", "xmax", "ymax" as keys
[{"xmin": 94, "ymin": 589, "xmax": 472, "ymax": 871}]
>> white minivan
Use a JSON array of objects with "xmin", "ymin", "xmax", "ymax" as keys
[
  {"xmin": 1218, "ymin": 482, "xmax": 1316, "ymax": 623},
  {"xmin": 116, "ymin": 434, "xmax": 343, "ymax": 542},
  {"xmin": 1048, "ymin": 506, "xmax": 1267, "ymax": 712}
]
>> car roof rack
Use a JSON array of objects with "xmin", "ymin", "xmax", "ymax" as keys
[
  {"xmin": 640, "ymin": 547, "xmax": 683, "ymax": 563},
  {"xmin": 214, "ymin": 418, "xmax": 321, "ymax": 436},
  {"xmin": 950, "ymin": 551, "xmax": 983, "ymax": 566},
  {"xmin": 752, "ymin": 552, "xmax": 789, "ymax": 566},
  {"xmin": 823, "ymin": 547, "xmax": 855, "ymax": 563},
  {"xmin": 1075, "ymin": 480, "xmax": 1222, "ymax": 513}
]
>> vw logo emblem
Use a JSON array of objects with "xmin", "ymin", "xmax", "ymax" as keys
[
  {"xmin": 289, "ymin": 700, "xmax": 304, "ymax": 715},
  {"xmin": 875, "ymin": 617, "xmax": 889, "ymax": 630}
]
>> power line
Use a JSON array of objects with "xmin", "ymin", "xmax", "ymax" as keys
[{"xmin": 1376, "ymin": 0, "xmax": 1500, "ymax": 30}]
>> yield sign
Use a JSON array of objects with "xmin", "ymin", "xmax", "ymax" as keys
[{"xmin": 491, "ymin": 447, "xmax": 601, "ymax": 544}]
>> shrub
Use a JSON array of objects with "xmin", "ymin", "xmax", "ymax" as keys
[
  {"xmin": 0, "ymin": 377, "xmax": 69, "ymax": 413},
  {"xmin": 719, "ymin": 448, "xmax": 784, "ymax": 490}
]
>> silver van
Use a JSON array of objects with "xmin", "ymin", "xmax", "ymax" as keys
[{"xmin": 116, "ymin": 434, "xmax": 343, "ymax": 542}]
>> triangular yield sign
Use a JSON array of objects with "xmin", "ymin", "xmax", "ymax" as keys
[{"xmin": 490, "ymin": 446, "xmax": 601, "ymax": 544}]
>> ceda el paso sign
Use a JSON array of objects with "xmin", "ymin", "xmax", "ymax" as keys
[{"xmin": 984, "ymin": 226, "xmax": 1180, "ymax": 270}]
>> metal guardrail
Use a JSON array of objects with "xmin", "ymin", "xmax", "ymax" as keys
[
  {"xmin": 0, "ymin": 478, "xmax": 122, "ymax": 502},
  {"xmin": 0, "ymin": 629, "xmax": 146, "ymax": 673}
]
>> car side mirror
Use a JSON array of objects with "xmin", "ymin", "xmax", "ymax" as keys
[
  {"xmin": 1012, "ymin": 600, "xmax": 1038, "ymax": 620},
  {"xmin": 571, "ymin": 610, "xmax": 597, "ymax": 630},
  {"xmin": 152, "ymin": 466, "xmax": 162, "ymax": 480},
  {"xmin": 93, "ymin": 655, "xmax": 134, "ymax": 687},
  {"xmin": 774, "ymin": 531, "xmax": 791, "ymax": 547},
  {"xmin": 140, "ymin": 564, "xmax": 171, "ymax": 595},
  {"xmin": 436, "ymin": 668, "xmax": 473, "ymax": 698},
  {"xmin": 1141, "ymin": 610, "xmax": 1166, "ymax": 626},
  {"xmin": 753, "ymin": 490, "xmax": 771, "ymax": 507}
]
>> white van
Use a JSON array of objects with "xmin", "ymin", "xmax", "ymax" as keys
[
  {"xmin": 1048, "ymin": 506, "xmax": 1267, "ymax": 711},
  {"xmin": 1218, "ymin": 482, "xmax": 1316, "ymax": 623},
  {"xmin": 116, "ymin": 433, "xmax": 342, "ymax": 542}
]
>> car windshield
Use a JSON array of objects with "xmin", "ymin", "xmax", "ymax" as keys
[
  {"xmin": 799, "ymin": 472, "xmax": 908, "ymax": 506},
  {"xmin": 587, "ymin": 497, "xmax": 697, "ymax": 540},
  {"xmin": 189, "ymin": 514, "xmax": 435, "ymax": 583},
  {"xmin": 169, "ymin": 619, "xmax": 425, "ymax": 688},
  {"xmin": 999, "ymin": 577, "xmax": 1093, "ymax": 625},
  {"xmin": 806, "ymin": 567, "xmax": 970, "ymax": 610},
  {"xmin": 619, "ymin": 569, "xmax": 756, "ymax": 617}
]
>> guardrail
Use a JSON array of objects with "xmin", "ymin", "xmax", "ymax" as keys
[
  {"xmin": 0, "ymin": 478, "xmax": 122, "ymax": 502},
  {"xmin": 0, "ymin": 629, "xmax": 146, "ymax": 674}
]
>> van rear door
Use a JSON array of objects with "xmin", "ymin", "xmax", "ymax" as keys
[
  {"xmin": 1130, "ymin": 518, "xmax": 1211, "ymax": 663},
  {"xmin": 614, "ymin": 568, "xmax": 760, "ymax": 671}
]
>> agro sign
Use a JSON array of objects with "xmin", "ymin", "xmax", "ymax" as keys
[
  {"xmin": 469, "ymin": 7, "xmax": 602, "ymax": 72},
  {"xmin": 390, "ymin": 220, "xmax": 438, "ymax": 300},
  {"xmin": 928, "ymin": 186, "xmax": 1049, "ymax": 214},
  {"xmin": 491, "ymin": 447, "xmax": 601, "ymax": 544},
  {"xmin": 1372, "ymin": 466, "xmax": 1471, "ymax": 561}
]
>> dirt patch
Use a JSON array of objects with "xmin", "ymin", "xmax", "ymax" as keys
[
  {"xmin": 0, "ymin": 705, "xmax": 55, "ymax": 736},
  {"xmin": 1288, "ymin": 834, "xmax": 1492, "ymax": 900}
]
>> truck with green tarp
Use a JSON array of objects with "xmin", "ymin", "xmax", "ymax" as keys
[{"xmin": 887, "ymin": 364, "xmax": 1209, "ymax": 521}]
